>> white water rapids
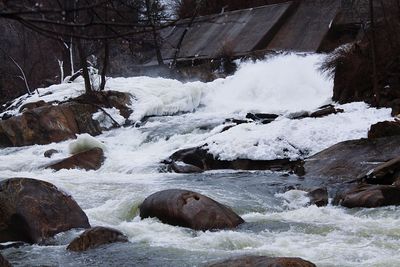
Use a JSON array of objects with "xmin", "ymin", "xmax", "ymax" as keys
[{"xmin": 1, "ymin": 54, "xmax": 399, "ymax": 267}]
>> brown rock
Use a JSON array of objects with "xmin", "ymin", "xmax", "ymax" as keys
[
  {"xmin": 139, "ymin": 189, "xmax": 244, "ymax": 231},
  {"xmin": 309, "ymin": 105, "xmax": 344, "ymax": 118},
  {"xmin": 364, "ymin": 156, "xmax": 400, "ymax": 185},
  {"xmin": 207, "ymin": 255, "xmax": 316, "ymax": 267},
  {"xmin": 368, "ymin": 121, "xmax": 400, "ymax": 139},
  {"xmin": 307, "ymin": 187, "xmax": 328, "ymax": 207},
  {"xmin": 0, "ymin": 178, "xmax": 90, "ymax": 244},
  {"xmin": 67, "ymin": 226, "xmax": 128, "ymax": 252},
  {"xmin": 0, "ymin": 253, "xmax": 11, "ymax": 267},
  {"xmin": 0, "ymin": 103, "xmax": 101, "ymax": 148},
  {"xmin": 335, "ymin": 184, "xmax": 400, "ymax": 208},
  {"xmin": 46, "ymin": 147, "xmax": 105, "ymax": 171},
  {"xmin": 303, "ymin": 136, "xmax": 400, "ymax": 182}
]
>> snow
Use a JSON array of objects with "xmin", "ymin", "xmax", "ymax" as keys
[{"xmin": 92, "ymin": 107, "xmax": 126, "ymax": 129}]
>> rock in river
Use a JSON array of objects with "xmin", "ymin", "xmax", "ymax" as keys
[
  {"xmin": 0, "ymin": 178, "xmax": 90, "ymax": 243},
  {"xmin": 207, "ymin": 255, "xmax": 316, "ymax": 267},
  {"xmin": 46, "ymin": 147, "xmax": 105, "ymax": 171},
  {"xmin": 67, "ymin": 226, "xmax": 128, "ymax": 252},
  {"xmin": 334, "ymin": 184, "xmax": 400, "ymax": 208},
  {"xmin": 139, "ymin": 189, "xmax": 244, "ymax": 231}
]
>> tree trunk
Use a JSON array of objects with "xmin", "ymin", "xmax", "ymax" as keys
[{"xmin": 76, "ymin": 39, "xmax": 92, "ymax": 94}]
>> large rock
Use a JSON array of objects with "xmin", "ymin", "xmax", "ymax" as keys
[
  {"xmin": 67, "ymin": 226, "xmax": 128, "ymax": 252},
  {"xmin": 335, "ymin": 184, "xmax": 400, "ymax": 208},
  {"xmin": 368, "ymin": 120, "xmax": 400, "ymax": 139},
  {"xmin": 0, "ymin": 178, "xmax": 90, "ymax": 243},
  {"xmin": 46, "ymin": 147, "xmax": 105, "ymax": 171},
  {"xmin": 139, "ymin": 189, "xmax": 244, "ymax": 231},
  {"xmin": 307, "ymin": 187, "xmax": 328, "ymax": 207},
  {"xmin": 0, "ymin": 254, "xmax": 11, "ymax": 267},
  {"xmin": 207, "ymin": 256, "xmax": 316, "ymax": 267},
  {"xmin": 363, "ymin": 156, "xmax": 400, "ymax": 185},
  {"xmin": 303, "ymin": 136, "xmax": 400, "ymax": 183},
  {"xmin": 166, "ymin": 146, "xmax": 304, "ymax": 174},
  {"xmin": 0, "ymin": 103, "xmax": 101, "ymax": 147}
]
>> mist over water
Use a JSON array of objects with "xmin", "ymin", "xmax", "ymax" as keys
[{"xmin": 1, "ymin": 54, "xmax": 397, "ymax": 267}]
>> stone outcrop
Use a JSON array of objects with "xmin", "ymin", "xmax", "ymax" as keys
[
  {"xmin": 166, "ymin": 146, "xmax": 304, "ymax": 174},
  {"xmin": 0, "ymin": 178, "xmax": 90, "ymax": 243},
  {"xmin": 19, "ymin": 100, "xmax": 50, "ymax": 112},
  {"xmin": 67, "ymin": 227, "xmax": 128, "ymax": 252},
  {"xmin": 46, "ymin": 147, "xmax": 105, "ymax": 171},
  {"xmin": 207, "ymin": 256, "xmax": 316, "ymax": 267},
  {"xmin": 303, "ymin": 136, "xmax": 400, "ymax": 182},
  {"xmin": 0, "ymin": 102, "xmax": 101, "ymax": 147},
  {"xmin": 334, "ymin": 184, "xmax": 400, "ymax": 208},
  {"xmin": 139, "ymin": 189, "xmax": 244, "ymax": 231}
]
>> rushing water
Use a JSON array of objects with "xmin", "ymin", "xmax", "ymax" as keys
[{"xmin": 1, "ymin": 54, "xmax": 398, "ymax": 266}]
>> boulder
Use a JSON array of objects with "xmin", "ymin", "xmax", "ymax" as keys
[
  {"xmin": 309, "ymin": 105, "xmax": 343, "ymax": 118},
  {"xmin": 139, "ymin": 189, "xmax": 244, "ymax": 231},
  {"xmin": 0, "ymin": 178, "xmax": 90, "ymax": 243},
  {"xmin": 169, "ymin": 161, "xmax": 203, "ymax": 173},
  {"xmin": 167, "ymin": 146, "xmax": 304, "ymax": 174},
  {"xmin": 46, "ymin": 147, "xmax": 105, "ymax": 171},
  {"xmin": 335, "ymin": 184, "xmax": 400, "ymax": 208},
  {"xmin": 307, "ymin": 187, "xmax": 328, "ymax": 207},
  {"xmin": 67, "ymin": 226, "xmax": 128, "ymax": 252},
  {"xmin": 368, "ymin": 120, "xmax": 400, "ymax": 139},
  {"xmin": 44, "ymin": 149, "xmax": 59, "ymax": 158},
  {"xmin": 0, "ymin": 254, "xmax": 11, "ymax": 267},
  {"xmin": 303, "ymin": 136, "xmax": 400, "ymax": 183},
  {"xmin": 207, "ymin": 256, "xmax": 316, "ymax": 267},
  {"xmin": 0, "ymin": 103, "xmax": 101, "ymax": 147}
]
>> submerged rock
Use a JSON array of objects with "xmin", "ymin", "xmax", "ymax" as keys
[
  {"xmin": 0, "ymin": 253, "xmax": 11, "ymax": 267},
  {"xmin": 207, "ymin": 255, "xmax": 316, "ymax": 267},
  {"xmin": 167, "ymin": 146, "xmax": 304, "ymax": 174},
  {"xmin": 139, "ymin": 189, "xmax": 244, "ymax": 231},
  {"xmin": 0, "ymin": 178, "xmax": 90, "ymax": 244},
  {"xmin": 307, "ymin": 187, "xmax": 328, "ymax": 207},
  {"xmin": 46, "ymin": 147, "xmax": 105, "ymax": 171},
  {"xmin": 334, "ymin": 184, "xmax": 400, "ymax": 208},
  {"xmin": 67, "ymin": 227, "xmax": 128, "ymax": 252}
]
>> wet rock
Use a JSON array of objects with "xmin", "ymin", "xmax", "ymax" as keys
[
  {"xmin": 67, "ymin": 227, "xmax": 128, "ymax": 252},
  {"xmin": 303, "ymin": 136, "xmax": 400, "ymax": 183},
  {"xmin": 363, "ymin": 156, "xmax": 400, "ymax": 185},
  {"xmin": 0, "ymin": 178, "xmax": 90, "ymax": 243},
  {"xmin": 44, "ymin": 149, "xmax": 59, "ymax": 158},
  {"xmin": 368, "ymin": 120, "xmax": 400, "ymax": 139},
  {"xmin": 0, "ymin": 253, "xmax": 11, "ymax": 267},
  {"xmin": 167, "ymin": 146, "xmax": 304, "ymax": 173},
  {"xmin": 46, "ymin": 147, "xmax": 104, "ymax": 171},
  {"xmin": 335, "ymin": 184, "xmax": 400, "ymax": 208},
  {"xmin": 19, "ymin": 100, "xmax": 49, "ymax": 112},
  {"xmin": 0, "ymin": 103, "xmax": 101, "ymax": 147},
  {"xmin": 246, "ymin": 113, "xmax": 279, "ymax": 122},
  {"xmin": 309, "ymin": 105, "xmax": 343, "ymax": 118},
  {"xmin": 169, "ymin": 161, "xmax": 203, "ymax": 173},
  {"xmin": 207, "ymin": 255, "xmax": 316, "ymax": 267},
  {"xmin": 139, "ymin": 189, "xmax": 244, "ymax": 231},
  {"xmin": 307, "ymin": 187, "xmax": 328, "ymax": 207}
]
